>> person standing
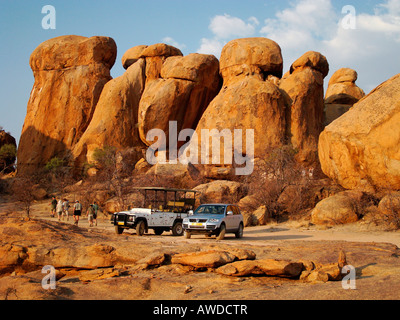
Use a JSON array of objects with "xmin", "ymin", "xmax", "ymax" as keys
[
  {"xmin": 73, "ymin": 200, "xmax": 82, "ymax": 226},
  {"xmin": 62, "ymin": 198, "xmax": 70, "ymax": 221},
  {"xmin": 50, "ymin": 196, "xmax": 57, "ymax": 218},
  {"xmin": 56, "ymin": 199, "xmax": 63, "ymax": 222},
  {"xmin": 92, "ymin": 201, "xmax": 99, "ymax": 226},
  {"xmin": 87, "ymin": 204, "xmax": 95, "ymax": 227}
]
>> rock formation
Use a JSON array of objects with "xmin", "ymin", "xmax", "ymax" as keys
[
  {"xmin": 188, "ymin": 38, "xmax": 287, "ymax": 166},
  {"xmin": 319, "ymin": 73, "xmax": 400, "ymax": 191},
  {"xmin": 72, "ymin": 57, "xmax": 147, "ymax": 167},
  {"xmin": 279, "ymin": 51, "xmax": 329, "ymax": 164},
  {"xmin": 72, "ymin": 43, "xmax": 221, "ymax": 169},
  {"xmin": 324, "ymin": 68, "xmax": 365, "ymax": 125},
  {"xmin": 17, "ymin": 35, "xmax": 117, "ymax": 175},
  {"xmin": 138, "ymin": 51, "xmax": 221, "ymax": 148}
]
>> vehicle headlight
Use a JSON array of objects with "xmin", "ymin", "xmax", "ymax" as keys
[
  {"xmin": 183, "ymin": 218, "xmax": 189, "ymax": 223},
  {"xmin": 208, "ymin": 219, "xmax": 219, "ymax": 223},
  {"xmin": 128, "ymin": 215, "xmax": 136, "ymax": 222}
]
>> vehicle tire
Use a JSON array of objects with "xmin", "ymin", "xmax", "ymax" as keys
[
  {"xmin": 172, "ymin": 221, "xmax": 183, "ymax": 236},
  {"xmin": 184, "ymin": 230, "xmax": 191, "ymax": 239},
  {"xmin": 136, "ymin": 220, "xmax": 145, "ymax": 236},
  {"xmin": 216, "ymin": 223, "xmax": 226, "ymax": 240},
  {"xmin": 153, "ymin": 228, "xmax": 164, "ymax": 236},
  {"xmin": 235, "ymin": 223, "xmax": 244, "ymax": 238},
  {"xmin": 115, "ymin": 226, "xmax": 124, "ymax": 235}
]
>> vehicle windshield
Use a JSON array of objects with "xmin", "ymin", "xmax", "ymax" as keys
[{"xmin": 194, "ymin": 205, "xmax": 226, "ymax": 215}]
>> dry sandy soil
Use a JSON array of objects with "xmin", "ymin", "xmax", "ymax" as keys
[{"xmin": 0, "ymin": 197, "xmax": 399, "ymax": 301}]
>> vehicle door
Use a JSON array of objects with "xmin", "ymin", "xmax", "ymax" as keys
[
  {"xmin": 225, "ymin": 206, "xmax": 236, "ymax": 231},
  {"xmin": 148, "ymin": 211, "xmax": 163, "ymax": 227},
  {"xmin": 163, "ymin": 211, "xmax": 176, "ymax": 227},
  {"xmin": 232, "ymin": 206, "xmax": 242, "ymax": 228}
]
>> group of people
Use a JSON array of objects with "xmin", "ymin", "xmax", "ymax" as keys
[{"xmin": 50, "ymin": 197, "xmax": 99, "ymax": 227}]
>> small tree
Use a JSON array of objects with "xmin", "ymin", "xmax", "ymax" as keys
[
  {"xmin": 12, "ymin": 175, "xmax": 36, "ymax": 218},
  {"xmin": 92, "ymin": 146, "xmax": 129, "ymax": 212}
]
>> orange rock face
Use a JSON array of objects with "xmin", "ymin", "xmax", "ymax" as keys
[
  {"xmin": 72, "ymin": 58, "xmax": 147, "ymax": 167},
  {"xmin": 188, "ymin": 38, "xmax": 286, "ymax": 168},
  {"xmin": 18, "ymin": 35, "xmax": 117, "ymax": 175},
  {"xmin": 139, "ymin": 53, "xmax": 221, "ymax": 147},
  {"xmin": 279, "ymin": 51, "xmax": 329, "ymax": 164},
  {"xmin": 324, "ymin": 68, "xmax": 365, "ymax": 125},
  {"xmin": 319, "ymin": 74, "xmax": 400, "ymax": 191}
]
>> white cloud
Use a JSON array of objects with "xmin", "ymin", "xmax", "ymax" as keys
[
  {"xmin": 197, "ymin": 38, "xmax": 225, "ymax": 57},
  {"xmin": 209, "ymin": 14, "xmax": 258, "ymax": 39},
  {"xmin": 197, "ymin": 0, "xmax": 400, "ymax": 93},
  {"xmin": 260, "ymin": 0, "xmax": 400, "ymax": 93},
  {"xmin": 197, "ymin": 14, "xmax": 259, "ymax": 58},
  {"xmin": 162, "ymin": 36, "xmax": 186, "ymax": 51}
]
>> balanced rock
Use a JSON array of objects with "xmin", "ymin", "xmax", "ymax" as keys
[
  {"xmin": 18, "ymin": 35, "xmax": 117, "ymax": 175},
  {"xmin": 319, "ymin": 73, "xmax": 400, "ymax": 191},
  {"xmin": 324, "ymin": 68, "xmax": 365, "ymax": 125},
  {"xmin": 72, "ymin": 58, "xmax": 146, "ymax": 167},
  {"xmin": 280, "ymin": 51, "xmax": 329, "ymax": 164},
  {"xmin": 138, "ymin": 52, "xmax": 221, "ymax": 148},
  {"xmin": 189, "ymin": 38, "xmax": 286, "ymax": 167},
  {"xmin": 219, "ymin": 37, "xmax": 283, "ymax": 84}
]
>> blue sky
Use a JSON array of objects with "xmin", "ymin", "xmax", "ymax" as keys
[{"xmin": 1, "ymin": 0, "xmax": 400, "ymax": 143}]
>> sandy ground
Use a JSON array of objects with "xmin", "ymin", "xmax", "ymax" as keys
[
  {"xmin": 1, "ymin": 197, "xmax": 400, "ymax": 301},
  {"xmin": 24, "ymin": 198, "xmax": 400, "ymax": 248}
]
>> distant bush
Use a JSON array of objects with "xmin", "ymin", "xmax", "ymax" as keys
[{"xmin": 0, "ymin": 144, "xmax": 17, "ymax": 173}]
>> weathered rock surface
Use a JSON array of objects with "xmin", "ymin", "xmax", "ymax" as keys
[
  {"xmin": 138, "ymin": 53, "xmax": 220, "ymax": 148},
  {"xmin": 193, "ymin": 180, "xmax": 247, "ymax": 204},
  {"xmin": 311, "ymin": 191, "xmax": 361, "ymax": 226},
  {"xmin": 324, "ymin": 68, "xmax": 365, "ymax": 125},
  {"xmin": 319, "ymin": 73, "xmax": 400, "ymax": 191},
  {"xmin": 191, "ymin": 68, "xmax": 286, "ymax": 165},
  {"xmin": 279, "ymin": 51, "xmax": 329, "ymax": 164},
  {"xmin": 72, "ymin": 58, "xmax": 146, "ymax": 167},
  {"xmin": 18, "ymin": 35, "xmax": 117, "ymax": 175},
  {"xmin": 219, "ymin": 37, "xmax": 283, "ymax": 84},
  {"xmin": 216, "ymin": 259, "xmax": 303, "ymax": 278},
  {"xmin": 171, "ymin": 249, "xmax": 255, "ymax": 269}
]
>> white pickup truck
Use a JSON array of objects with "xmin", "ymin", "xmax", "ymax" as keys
[{"xmin": 112, "ymin": 187, "xmax": 198, "ymax": 236}]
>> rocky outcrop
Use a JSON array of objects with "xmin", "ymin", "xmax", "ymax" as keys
[
  {"xmin": 72, "ymin": 43, "xmax": 221, "ymax": 169},
  {"xmin": 72, "ymin": 58, "xmax": 146, "ymax": 166},
  {"xmin": 319, "ymin": 73, "xmax": 400, "ymax": 191},
  {"xmin": 279, "ymin": 51, "xmax": 329, "ymax": 164},
  {"xmin": 324, "ymin": 68, "xmax": 365, "ymax": 125},
  {"xmin": 311, "ymin": 191, "xmax": 362, "ymax": 226},
  {"xmin": 189, "ymin": 38, "xmax": 286, "ymax": 166},
  {"xmin": 138, "ymin": 52, "xmax": 221, "ymax": 148},
  {"xmin": 17, "ymin": 35, "xmax": 117, "ymax": 175}
]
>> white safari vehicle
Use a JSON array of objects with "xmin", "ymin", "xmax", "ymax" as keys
[{"xmin": 112, "ymin": 187, "xmax": 199, "ymax": 236}]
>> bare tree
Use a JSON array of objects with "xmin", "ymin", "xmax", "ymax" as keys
[{"xmin": 11, "ymin": 175, "xmax": 36, "ymax": 218}]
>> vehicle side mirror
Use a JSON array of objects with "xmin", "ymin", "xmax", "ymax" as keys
[
  {"xmin": 188, "ymin": 210, "xmax": 194, "ymax": 215},
  {"xmin": 227, "ymin": 211, "xmax": 233, "ymax": 216}
]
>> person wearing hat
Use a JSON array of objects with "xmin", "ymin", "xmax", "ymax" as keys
[{"xmin": 73, "ymin": 200, "xmax": 82, "ymax": 225}]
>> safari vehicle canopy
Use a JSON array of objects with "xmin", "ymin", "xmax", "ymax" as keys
[{"xmin": 132, "ymin": 187, "xmax": 199, "ymax": 213}]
